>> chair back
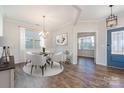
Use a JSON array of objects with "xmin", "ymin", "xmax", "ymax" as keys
[
  {"xmin": 52, "ymin": 52, "xmax": 65, "ymax": 62},
  {"xmin": 26, "ymin": 52, "xmax": 46, "ymax": 66},
  {"xmin": 26, "ymin": 52, "xmax": 32, "ymax": 62}
]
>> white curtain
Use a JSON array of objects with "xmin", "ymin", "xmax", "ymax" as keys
[{"xmin": 20, "ymin": 27, "xmax": 26, "ymax": 62}]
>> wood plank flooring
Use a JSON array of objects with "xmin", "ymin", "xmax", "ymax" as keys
[{"xmin": 15, "ymin": 57, "xmax": 124, "ymax": 88}]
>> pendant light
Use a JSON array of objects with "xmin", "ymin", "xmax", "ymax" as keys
[
  {"xmin": 106, "ymin": 5, "xmax": 118, "ymax": 27},
  {"xmin": 40, "ymin": 16, "xmax": 49, "ymax": 39}
]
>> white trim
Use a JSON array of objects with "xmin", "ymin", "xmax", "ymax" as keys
[
  {"xmin": 73, "ymin": 29, "xmax": 98, "ymax": 64},
  {"xmin": 72, "ymin": 5, "xmax": 82, "ymax": 25},
  {"xmin": 79, "ymin": 32, "xmax": 96, "ymax": 63},
  {"xmin": 10, "ymin": 69, "xmax": 14, "ymax": 88},
  {"xmin": 108, "ymin": 66, "xmax": 124, "ymax": 70}
]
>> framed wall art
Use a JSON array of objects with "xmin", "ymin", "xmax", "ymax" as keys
[{"xmin": 56, "ymin": 33, "xmax": 68, "ymax": 45}]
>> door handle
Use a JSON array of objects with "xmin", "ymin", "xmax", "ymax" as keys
[
  {"xmin": 107, "ymin": 44, "xmax": 110, "ymax": 51},
  {"xmin": 107, "ymin": 44, "xmax": 110, "ymax": 46}
]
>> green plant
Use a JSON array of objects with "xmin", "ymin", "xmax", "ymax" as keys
[{"xmin": 64, "ymin": 50, "xmax": 71, "ymax": 64}]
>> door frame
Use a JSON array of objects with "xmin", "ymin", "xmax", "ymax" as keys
[
  {"xmin": 77, "ymin": 32, "xmax": 96, "ymax": 63},
  {"xmin": 107, "ymin": 27, "xmax": 124, "ymax": 69}
]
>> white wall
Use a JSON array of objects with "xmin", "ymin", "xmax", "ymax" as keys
[
  {"xmin": 0, "ymin": 18, "xmax": 52, "ymax": 64},
  {"xmin": 51, "ymin": 15, "xmax": 124, "ymax": 66},
  {"xmin": 96, "ymin": 16, "xmax": 124, "ymax": 66},
  {"xmin": 1, "ymin": 15, "xmax": 124, "ymax": 65},
  {"xmin": 73, "ymin": 21, "xmax": 99, "ymax": 64},
  {"xmin": 51, "ymin": 21, "xmax": 99, "ymax": 64},
  {"xmin": 116, "ymin": 16, "xmax": 124, "ymax": 28},
  {"xmin": 52, "ymin": 24, "xmax": 74, "ymax": 53},
  {"xmin": 0, "ymin": 7, "xmax": 3, "ymax": 36},
  {"xmin": 97, "ymin": 20, "xmax": 107, "ymax": 66}
]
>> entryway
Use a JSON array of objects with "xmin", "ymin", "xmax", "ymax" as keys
[
  {"xmin": 77, "ymin": 32, "xmax": 96, "ymax": 64},
  {"xmin": 107, "ymin": 27, "xmax": 124, "ymax": 69}
]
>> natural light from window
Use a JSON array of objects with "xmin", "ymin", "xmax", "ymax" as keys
[
  {"xmin": 25, "ymin": 29, "xmax": 41, "ymax": 49},
  {"xmin": 78, "ymin": 36, "xmax": 95, "ymax": 50}
]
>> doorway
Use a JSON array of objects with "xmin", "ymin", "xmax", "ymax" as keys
[
  {"xmin": 107, "ymin": 27, "xmax": 124, "ymax": 69},
  {"xmin": 77, "ymin": 32, "xmax": 96, "ymax": 64}
]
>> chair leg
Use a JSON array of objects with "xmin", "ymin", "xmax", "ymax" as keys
[
  {"xmin": 40, "ymin": 66, "xmax": 44, "ymax": 76},
  {"xmin": 46, "ymin": 59, "xmax": 50, "ymax": 65},
  {"xmin": 59, "ymin": 61, "xmax": 62, "ymax": 69},
  {"xmin": 42, "ymin": 66, "xmax": 44, "ymax": 75},
  {"xmin": 51, "ymin": 61, "xmax": 53, "ymax": 68},
  {"xmin": 25, "ymin": 60, "xmax": 31, "ymax": 65},
  {"xmin": 45, "ymin": 63, "xmax": 47, "ymax": 70},
  {"xmin": 35, "ymin": 65, "xmax": 37, "ymax": 69},
  {"xmin": 31, "ymin": 65, "xmax": 34, "ymax": 74},
  {"xmin": 25, "ymin": 59, "xmax": 28, "ymax": 65}
]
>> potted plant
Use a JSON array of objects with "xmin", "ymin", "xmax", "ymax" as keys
[{"xmin": 64, "ymin": 50, "xmax": 71, "ymax": 64}]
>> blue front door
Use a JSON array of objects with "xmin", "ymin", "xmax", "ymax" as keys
[{"xmin": 107, "ymin": 27, "xmax": 124, "ymax": 68}]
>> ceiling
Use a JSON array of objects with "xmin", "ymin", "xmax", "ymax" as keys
[
  {"xmin": 79, "ymin": 5, "xmax": 124, "ymax": 21},
  {"xmin": 1, "ymin": 5, "xmax": 78, "ymax": 31},
  {"xmin": 1, "ymin": 5, "xmax": 124, "ymax": 31}
]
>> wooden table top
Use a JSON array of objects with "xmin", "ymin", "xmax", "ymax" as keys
[{"xmin": 0, "ymin": 56, "xmax": 15, "ymax": 71}]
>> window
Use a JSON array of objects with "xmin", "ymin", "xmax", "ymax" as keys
[
  {"xmin": 78, "ymin": 36, "xmax": 95, "ymax": 50},
  {"xmin": 25, "ymin": 29, "xmax": 41, "ymax": 48},
  {"xmin": 111, "ymin": 31, "xmax": 124, "ymax": 54}
]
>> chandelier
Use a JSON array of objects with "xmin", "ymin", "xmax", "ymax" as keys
[
  {"xmin": 106, "ymin": 5, "xmax": 118, "ymax": 27},
  {"xmin": 39, "ymin": 16, "xmax": 49, "ymax": 39}
]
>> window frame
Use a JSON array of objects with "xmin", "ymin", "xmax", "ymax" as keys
[
  {"xmin": 25, "ymin": 29, "xmax": 41, "ymax": 49},
  {"xmin": 78, "ymin": 36, "xmax": 95, "ymax": 50}
]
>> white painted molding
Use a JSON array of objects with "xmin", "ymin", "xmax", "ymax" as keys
[
  {"xmin": 4, "ymin": 17, "xmax": 40, "ymax": 27},
  {"xmin": 72, "ymin": 5, "xmax": 82, "ymax": 26},
  {"xmin": 10, "ymin": 69, "xmax": 14, "ymax": 88},
  {"xmin": 0, "ymin": 8, "xmax": 3, "ymax": 37}
]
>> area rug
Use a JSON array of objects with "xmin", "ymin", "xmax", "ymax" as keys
[{"xmin": 23, "ymin": 62, "xmax": 64, "ymax": 77}]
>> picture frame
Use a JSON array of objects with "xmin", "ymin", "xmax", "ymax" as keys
[{"xmin": 56, "ymin": 33, "xmax": 68, "ymax": 45}]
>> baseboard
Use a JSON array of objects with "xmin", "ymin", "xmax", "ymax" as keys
[
  {"xmin": 108, "ymin": 65, "xmax": 124, "ymax": 70},
  {"xmin": 78, "ymin": 56, "xmax": 95, "ymax": 59}
]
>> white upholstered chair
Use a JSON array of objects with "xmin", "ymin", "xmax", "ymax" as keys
[
  {"xmin": 26, "ymin": 52, "xmax": 47, "ymax": 75},
  {"xmin": 50, "ymin": 52, "xmax": 65, "ymax": 69}
]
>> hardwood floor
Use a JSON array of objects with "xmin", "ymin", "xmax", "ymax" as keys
[{"xmin": 15, "ymin": 57, "xmax": 124, "ymax": 88}]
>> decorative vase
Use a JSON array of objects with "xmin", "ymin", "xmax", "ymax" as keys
[{"xmin": 0, "ymin": 46, "xmax": 10, "ymax": 64}]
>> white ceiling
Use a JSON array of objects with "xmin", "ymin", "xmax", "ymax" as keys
[
  {"xmin": 79, "ymin": 5, "xmax": 124, "ymax": 21},
  {"xmin": 1, "ymin": 5, "xmax": 78, "ymax": 31},
  {"xmin": 1, "ymin": 5, "xmax": 124, "ymax": 31}
]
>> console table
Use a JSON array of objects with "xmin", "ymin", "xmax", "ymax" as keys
[{"xmin": 0, "ymin": 56, "xmax": 15, "ymax": 88}]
